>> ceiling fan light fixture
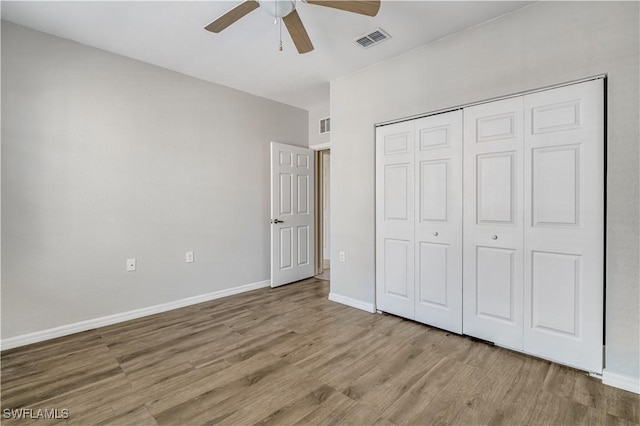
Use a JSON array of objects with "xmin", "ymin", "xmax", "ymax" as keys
[
  {"xmin": 205, "ymin": 0, "xmax": 382, "ymax": 54},
  {"xmin": 260, "ymin": 0, "xmax": 296, "ymax": 18}
]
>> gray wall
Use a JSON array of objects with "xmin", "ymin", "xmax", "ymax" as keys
[
  {"xmin": 1, "ymin": 22, "xmax": 308, "ymax": 339},
  {"xmin": 330, "ymin": 1, "xmax": 639, "ymax": 380}
]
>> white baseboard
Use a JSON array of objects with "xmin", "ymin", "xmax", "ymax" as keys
[
  {"xmin": 0, "ymin": 279, "xmax": 271, "ymax": 351},
  {"xmin": 328, "ymin": 292, "xmax": 376, "ymax": 313},
  {"xmin": 602, "ymin": 369, "xmax": 640, "ymax": 394}
]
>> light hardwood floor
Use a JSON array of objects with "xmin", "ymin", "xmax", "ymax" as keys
[{"xmin": 2, "ymin": 278, "xmax": 638, "ymax": 425}]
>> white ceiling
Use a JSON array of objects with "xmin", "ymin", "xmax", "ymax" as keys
[{"xmin": 1, "ymin": 1, "xmax": 534, "ymax": 110}]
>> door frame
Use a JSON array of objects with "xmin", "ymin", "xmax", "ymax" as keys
[{"xmin": 312, "ymin": 144, "xmax": 331, "ymax": 276}]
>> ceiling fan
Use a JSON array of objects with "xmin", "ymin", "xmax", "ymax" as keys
[{"xmin": 204, "ymin": 0, "xmax": 381, "ymax": 54}]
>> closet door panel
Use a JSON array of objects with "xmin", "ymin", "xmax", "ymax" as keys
[
  {"xmin": 523, "ymin": 79, "xmax": 604, "ymax": 373},
  {"xmin": 376, "ymin": 121, "xmax": 415, "ymax": 319},
  {"xmin": 414, "ymin": 110, "xmax": 463, "ymax": 333},
  {"xmin": 475, "ymin": 246, "xmax": 516, "ymax": 322},
  {"xmin": 477, "ymin": 152, "xmax": 516, "ymax": 224},
  {"xmin": 463, "ymin": 97, "xmax": 525, "ymax": 350},
  {"xmin": 418, "ymin": 242, "xmax": 448, "ymax": 306}
]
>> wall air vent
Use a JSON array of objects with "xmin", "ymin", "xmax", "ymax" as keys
[
  {"xmin": 354, "ymin": 28, "xmax": 391, "ymax": 49},
  {"xmin": 319, "ymin": 117, "xmax": 330, "ymax": 134}
]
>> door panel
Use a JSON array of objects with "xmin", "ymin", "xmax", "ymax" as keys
[
  {"xmin": 532, "ymin": 145, "xmax": 580, "ymax": 226},
  {"xmin": 297, "ymin": 175, "xmax": 309, "ymax": 214},
  {"xmin": 523, "ymin": 79, "xmax": 604, "ymax": 372},
  {"xmin": 476, "ymin": 246, "xmax": 516, "ymax": 322},
  {"xmin": 385, "ymin": 164, "xmax": 411, "ymax": 221},
  {"xmin": 530, "ymin": 250, "xmax": 580, "ymax": 336},
  {"xmin": 419, "ymin": 160, "xmax": 449, "ymax": 222},
  {"xmin": 271, "ymin": 142, "xmax": 315, "ymax": 287},
  {"xmin": 297, "ymin": 226, "xmax": 310, "ymax": 266},
  {"xmin": 476, "ymin": 152, "xmax": 516, "ymax": 224},
  {"xmin": 280, "ymin": 173, "xmax": 293, "ymax": 215},
  {"xmin": 280, "ymin": 227, "xmax": 293, "ymax": 269},
  {"xmin": 463, "ymin": 97, "xmax": 524, "ymax": 350},
  {"xmin": 418, "ymin": 242, "xmax": 448, "ymax": 306},
  {"xmin": 376, "ymin": 122, "xmax": 415, "ymax": 319},
  {"xmin": 476, "ymin": 112, "xmax": 518, "ymax": 142},
  {"xmin": 414, "ymin": 110, "xmax": 463, "ymax": 333},
  {"xmin": 384, "ymin": 239, "xmax": 412, "ymax": 298}
]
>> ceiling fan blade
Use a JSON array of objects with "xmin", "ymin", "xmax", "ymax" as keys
[
  {"xmin": 283, "ymin": 10, "xmax": 314, "ymax": 54},
  {"xmin": 306, "ymin": 1, "xmax": 380, "ymax": 17},
  {"xmin": 204, "ymin": 0, "xmax": 260, "ymax": 33}
]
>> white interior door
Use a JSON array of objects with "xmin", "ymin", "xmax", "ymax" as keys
[
  {"xmin": 271, "ymin": 142, "xmax": 315, "ymax": 287},
  {"xmin": 523, "ymin": 79, "xmax": 604, "ymax": 372},
  {"xmin": 414, "ymin": 111, "xmax": 463, "ymax": 333},
  {"xmin": 376, "ymin": 121, "xmax": 415, "ymax": 319},
  {"xmin": 463, "ymin": 97, "xmax": 525, "ymax": 350}
]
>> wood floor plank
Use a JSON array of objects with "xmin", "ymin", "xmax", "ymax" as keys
[
  {"xmin": 329, "ymin": 342, "xmax": 423, "ymax": 395},
  {"xmin": 2, "ymin": 278, "xmax": 638, "ymax": 425},
  {"xmin": 606, "ymin": 384, "xmax": 640, "ymax": 424},
  {"xmin": 145, "ymin": 351, "xmax": 284, "ymax": 416},
  {"xmin": 295, "ymin": 390, "xmax": 360, "ymax": 425},
  {"xmin": 110, "ymin": 359, "xmax": 232, "ymax": 416},
  {"xmin": 382, "ymin": 357, "xmax": 481, "ymax": 425},
  {"xmin": 97, "ymin": 406, "xmax": 158, "ymax": 426},
  {"xmin": 472, "ymin": 353, "xmax": 550, "ymax": 425},
  {"xmin": 67, "ymin": 404, "xmax": 116, "ymax": 426},
  {"xmin": 345, "ymin": 347, "xmax": 448, "ymax": 415},
  {"xmin": 1, "ymin": 362, "xmax": 123, "ymax": 408},
  {"xmin": 253, "ymin": 384, "xmax": 337, "ymax": 425},
  {"xmin": 204, "ymin": 370, "xmax": 324, "ymax": 425}
]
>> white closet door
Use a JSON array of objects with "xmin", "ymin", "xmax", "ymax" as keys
[
  {"xmin": 414, "ymin": 111, "xmax": 463, "ymax": 333},
  {"xmin": 376, "ymin": 121, "xmax": 415, "ymax": 319},
  {"xmin": 463, "ymin": 97, "xmax": 525, "ymax": 350},
  {"xmin": 523, "ymin": 79, "xmax": 604, "ymax": 372}
]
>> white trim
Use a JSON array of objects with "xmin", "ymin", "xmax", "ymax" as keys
[
  {"xmin": 310, "ymin": 142, "xmax": 331, "ymax": 151},
  {"xmin": 0, "ymin": 279, "xmax": 271, "ymax": 351},
  {"xmin": 328, "ymin": 292, "xmax": 376, "ymax": 313},
  {"xmin": 603, "ymin": 370, "xmax": 640, "ymax": 394}
]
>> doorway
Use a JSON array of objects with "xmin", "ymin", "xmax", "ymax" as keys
[{"xmin": 315, "ymin": 149, "xmax": 330, "ymax": 280}]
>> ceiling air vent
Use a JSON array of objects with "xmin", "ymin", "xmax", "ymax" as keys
[
  {"xmin": 354, "ymin": 28, "xmax": 391, "ymax": 49},
  {"xmin": 319, "ymin": 117, "xmax": 331, "ymax": 134}
]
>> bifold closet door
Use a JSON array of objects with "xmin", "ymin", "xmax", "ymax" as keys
[
  {"xmin": 463, "ymin": 97, "xmax": 525, "ymax": 350},
  {"xmin": 414, "ymin": 111, "xmax": 463, "ymax": 333},
  {"xmin": 523, "ymin": 79, "xmax": 604, "ymax": 372},
  {"xmin": 376, "ymin": 110, "xmax": 463, "ymax": 333},
  {"xmin": 376, "ymin": 121, "xmax": 416, "ymax": 320},
  {"xmin": 463, "ymin": 79, "xmax": 604, "ymax": 372}
]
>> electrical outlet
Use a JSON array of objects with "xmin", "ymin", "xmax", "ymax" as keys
[
  {"xmin": 126, "ymin": 258, "xmax": 136, "ymax": 272},
  {"xmin": 186, "ymin": 251, "xmax": 194, "ymax": 263},
  {"xmin": 339, "ymin": 251, "xmax": 345, "ymax": 262}
]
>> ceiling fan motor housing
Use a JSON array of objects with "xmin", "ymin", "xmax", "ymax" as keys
[{"xmin": 260, "ymin": 0, "xmax": 296, "ymax": 18}]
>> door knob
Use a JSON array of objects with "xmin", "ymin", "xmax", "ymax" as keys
[
  {"xmin": 491, "ymin": 235, "xmax": 498, "ymax": 240},
  {"xmin": 270, "ymin": 219, "xmax": 284, "ymax": 224},
  {"xmin": 433, "ymin": 232, "xmax": 439, "ymax": 237}
]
